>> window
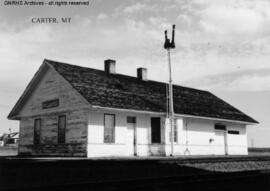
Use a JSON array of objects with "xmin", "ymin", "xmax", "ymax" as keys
[
  {"xmin": 58, "ymin": 115, "xmax": 66, "ymax": 144},
  {"xmin": 104, "ymin": 114, "xmax": 115, "ymax": 143},
  {"xmin": 170, "ymin": 119, "xmax": 178, "ymax": 142},
  {"xmin": 127, "ymin": 116, "xmax": 136, "ymax": 124},
  {"xmin": 228, "ymin": 130, "xmax": 239, "ymax": 135},
  {"xmin": 34, "ymin": 119, "xmax": 41, "ymax": 144},
  {"xmin": 215, "ymin": 124, "xmax": 226, "ymax": 131}
]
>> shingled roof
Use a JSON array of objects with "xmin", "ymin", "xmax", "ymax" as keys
[{"xmin": 44, "ymin": 59, "xmax": 258, "ymax": 124}]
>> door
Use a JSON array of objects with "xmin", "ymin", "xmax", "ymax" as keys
[
  {"xmin": 227, "ymin": 130, "xmax": 240, "ymax": 155},
  {"xmin": 104, "ymin": 114, "xmax": 115, "ymax": 143},
  {"xmin": 214, "ymin": 130, "xmax": 227, "ymax": 155},
  {"xmin": 151, "ymin": 117, "xmax": 161, "ymax": 143},
  {"xmin": 127, "ymin": 116, "xmax": 136, "ymax": 156}
]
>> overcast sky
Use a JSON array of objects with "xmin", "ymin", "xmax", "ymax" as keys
[{"xmin": 0, "ymin": 0, "xmax": 269, "ymax": 147}]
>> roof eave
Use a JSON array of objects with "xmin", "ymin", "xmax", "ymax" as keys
[
  {"xmin": 174, "ymin": 113, "xmax": 258, "ymax": 125},
  {"xmin": 91, "ymin": 105, "xmax": 258, "ymax": 125}
]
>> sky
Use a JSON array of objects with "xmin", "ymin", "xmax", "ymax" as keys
[{"xmin": 0, "ymin": 0, "xmax": 269, "ymax": 147}]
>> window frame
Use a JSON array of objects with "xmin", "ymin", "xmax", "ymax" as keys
[
  {"xmin": 127, "ymin": 116, "xmax": 136, "ymax": 124},
  {"xmin": 104, "ymin": 114, "xmax": 116, "ymax": 143},
  {"xmin": 58, "ymin": 115, "xmax": 66, "ymax": 144},
  {"xmin": 34, "ymin": 118, "xmax": 41, "ymax": 145},
  {"xmin": 170, "ymin": 119, "xmax": 178, "ymax": 143}
]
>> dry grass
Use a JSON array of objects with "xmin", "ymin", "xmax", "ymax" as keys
[{"xmin": 0, "ymin": 145, "xmax": 18, "ymax": 156}]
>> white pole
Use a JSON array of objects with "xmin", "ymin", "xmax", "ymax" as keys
[{"xmin": 167, "ymin": 48, "xmax": 174, "ymax": 156}]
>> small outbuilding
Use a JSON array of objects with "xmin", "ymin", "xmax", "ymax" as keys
[{"xmin": 8, "ymin": 59, "xmax": 258, "ymax": 157}]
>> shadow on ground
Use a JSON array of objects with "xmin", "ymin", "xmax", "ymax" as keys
[{"xmin": 0, "ymin": 157, "xmax": 270, "ymax": 191}]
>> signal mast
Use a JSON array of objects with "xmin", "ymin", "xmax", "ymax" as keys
[{"xmin": 164, "ymin": 25, "xmax": 176, "ymax": 156}]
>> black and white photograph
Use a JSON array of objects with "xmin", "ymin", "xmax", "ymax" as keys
[{"xmin": 0, "ymin": 0, "xmax": 270, "ymax": 190}]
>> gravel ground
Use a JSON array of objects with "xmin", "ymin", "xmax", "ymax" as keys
[{"xmin": 180, "ymin": 160, "xmax": 270, "ymax": 172}]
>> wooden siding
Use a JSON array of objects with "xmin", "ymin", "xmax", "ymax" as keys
[
  {"xmin": 18, "ymin": 67, "xmax": 89, "ymax": 156},
  {"xmin": 19, "ymin": 66, "xmax": 89, "ymax": 116}
]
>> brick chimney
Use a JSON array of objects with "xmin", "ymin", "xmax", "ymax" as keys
[
  {"xmin": 104, "ymin": 59, "xmax": 116, "ymax": 74},
  {"xmin": 137, "ymin": 68, "xmax": 147, "ymax": 81}
]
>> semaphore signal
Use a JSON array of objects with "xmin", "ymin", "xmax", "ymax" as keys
[{"xmin": 164, "ymin": 24, "xmax": 176, "ymax": 156}]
